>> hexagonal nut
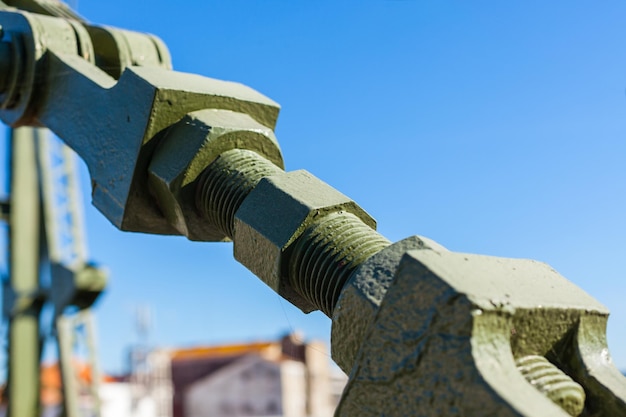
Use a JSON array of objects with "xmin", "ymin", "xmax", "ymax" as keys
[
  {"xmin": 233, "ymin": 170, "xmax": 376, "ymax": 312},
  {"xmin": 100, "ymin": 67, "xmax": 281, "ymax": 235},
  {"xmin": 331, "ymin": 235, "xmax": 447, "ymax": 373},
  {"xmin": 148, "ymin": 108, "xmax": 284, "ymax": 241}
]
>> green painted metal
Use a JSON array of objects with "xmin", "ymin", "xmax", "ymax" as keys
[
  {"xmin": 234, "ymin": 169, "xmax": 385, "ymax": 313},
  {"xmin": 57, "ymin": 311, "xmax": 103, "ymax": 417},
  {"xmin": 0, "ymin": 2, "xmax": 625, "ymax": 416},
  {"xmin": 37, "ymin": 132, "xmax": 87, "ymax": 269},
  {"xmin": 2, "ymin": 0, "xmax": 85, "ymax": 22},
  {"xmin": 50, "ymin": 264, "xmax": 107, "ymax": 312},
  {"xmin": 2, "ymin": 127, "xmax": 107, "ymax": 417},
  {"xmin": 515, "ymin": 355, "xmax": 585, "ymax": 416},
  {"xmin": 149, "ymin": 109, "xmax": 284, "ymax": 241},
  {"xmin": 6, "ymin": 127, "xmax": 42, "ymax": 417},
  {"xmin": 0, "ymin": 7, "xmax": 280, "ymax": 235},
  {"xmin": 57, "ymin": 316, "xmax": 80, "ymax": 417},
  {"xmin": 330, "ymin": 235, "xmax": 447, "ymax": 372},
  {"xmin": 38, "ymin": 109, "xmax": 106, "ymax": 417},
  {"xmin": 333, "ymin": 250, "xmax": 626, "ymax": 416}
]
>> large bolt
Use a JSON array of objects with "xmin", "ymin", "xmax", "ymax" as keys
[
  {"xmin": 232, "ymin": 169, "xmax": 388, "ymax": 314},
  {"xmin": 149, "ymin": 106, "xmax": 392, "ymax": 314}
]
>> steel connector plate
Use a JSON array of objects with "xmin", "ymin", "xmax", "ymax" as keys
[{"xmin": 334, "ymin": 249, "xmax": 626, "ymax": 417}]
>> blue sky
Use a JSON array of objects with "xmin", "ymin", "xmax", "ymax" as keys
[{"xmin": 5, "ymin": 1, "xmax": 626, "ymax": 375}]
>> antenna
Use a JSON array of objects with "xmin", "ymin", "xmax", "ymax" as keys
[{"xmin": 134, "ymin": 304, "xmax": 153, "ymax": 345}]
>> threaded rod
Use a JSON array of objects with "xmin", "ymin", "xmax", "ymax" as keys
[
  {"xmin": 195, "ymin": 149, "xmax": 282, "ymax": 239},
  {"xmin": 288, "ymin": 211, "xmax": 391, "ymax": 316},
  {"xmin": 515, "ymin": 355, "xmax": 585, "ymax": 416},
  {"xmin": 196, "ymin": 149, "xmax": 391, "ymax": 317}
]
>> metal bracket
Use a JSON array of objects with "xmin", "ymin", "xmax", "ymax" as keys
[
  {"xmin": 1, "ymin": 279, "xmax": 45, "ymax": 317},
  {"xmin": 0, "ymin": 7, "xmax": 280, "ymax": 235},
  {"xmin": 50, "ymin": 263, "xmax": 107, "ymax": 314},
  {"xmin": 334, "ymin": 249, "xmax": 626, "ymax": 416}
]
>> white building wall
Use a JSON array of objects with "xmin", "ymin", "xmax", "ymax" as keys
[
  {"xmin": 148, "ymin": 349, "xmax": 173, "ymax": 417},
  {"xmin": 101, "ymin": 383, "xmax": 132, "ymax": 417},
  {"xmin": 100, "ymin": 382, "xmax": 157, "ymax": 417},
  {"xmin": 304, "ymin": 343, "xmax": 334, "ymax": 417},
  {"xmin": 279, "ymin": 361, "xmax": 307, "ymax": 417}
]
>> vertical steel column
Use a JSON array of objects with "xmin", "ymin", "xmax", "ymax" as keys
[
  {"xmin": 81, "ymin": 311, "xmax": 102, "ymax": 416},
  {"xmin": 5, "ymin": 128, "xmax": 105, "ymax": 417},
  {"xmin": 40, "ymin": 132, "xmax": 104, "ymax": 417},
  {"xmin": 7, "ymin": 127, "xmax": 42, "ymax": 417},
  {"xmin": 56, "ymin": 311, "xmax": 103, "ymax": 417},
  {"xmin": 56, "ymin": 316, "xmax": 79, "ymax": 417}
]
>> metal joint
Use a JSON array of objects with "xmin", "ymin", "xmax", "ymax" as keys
[
  {"xmin": 50, "ymin": 263, "xmax": 107, "ymax": 313},
  {"xmin": 1, "ymin": 279, "xmax": 45, "ymax": 317}
]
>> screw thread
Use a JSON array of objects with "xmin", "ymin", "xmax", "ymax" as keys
[
  {"xmin": 515, "ymin": 355, "xmax": 585, "ymax": 417},
  {"xmin": 195, "ymin": 149, "xmax": 282, "ymax": 239},
  {"xmin": 288, "ymin": 211, "xmax": 391, "ymax": 317}
]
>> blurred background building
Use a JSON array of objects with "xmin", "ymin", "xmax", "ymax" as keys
[
  {"xmin": 102, "ymin": 333, "xmax": 345, "ymax": 417},
  {"xmin": 1, "ymin": 333, "xmax": 345, "ymax": 417}
]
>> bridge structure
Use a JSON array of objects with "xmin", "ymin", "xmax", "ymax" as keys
[
  {"xmin": 0, "ymin": 4, "xmax": 107, "ymax": 415},
  {"xmin": 0, "ymin": 1, "xmax": 624, "ymax": 416}
]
